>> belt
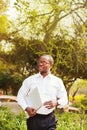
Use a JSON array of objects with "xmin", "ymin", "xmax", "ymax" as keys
[{"xmin": 35, "ymin": 112, "xmax": 54, "ymax": 118}]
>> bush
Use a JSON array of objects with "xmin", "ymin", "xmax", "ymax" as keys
[
  {"xmin": 69, "ymin": 95, "xmax": 85, "ymax": 103},
  {"xmin": 0, "ymin": 106, "xmax": 26, "ymax": 130},
  {"xmin": 69, "ymin": 95, "xmax": 87, "ymax": 113},
  {"xmin": 80, "ymin": 96, "xmax": 87, "ymax": 113},
  {"xmin": 55, "ymin": 110, "xmax": 87, "ymax": 130},
  {"xmin": 0, "ymin": 106, "xmax": 87, "ymax": 130}
]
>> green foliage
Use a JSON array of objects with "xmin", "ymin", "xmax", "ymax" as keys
[
  {"xmin": 0, "ymin": 72, "xmax": 12, "ymax": 89},
  {"xmin": 13, "ymin": 0, "xmax": 87, "ymax": 42},
  {"xmin": 11, "ymin": 72, "xmax": 24, "ymax": 95},
  {"xmin": 69, "ymin": 95, "xmax": 87, "ymax": 113},
  {"xmin": 0, "ymin": 0, "xmax": 87, "ymax": 96},
  {"xmin": 69, "ymin": 95, "xmax": 85, "ymax": 103},
  {"xmin": 0, "ymin": 15, "xmax": 10, "ymax": 34},
  {"xmin": 0, "ymin": 0, "xmax": 10, "ymax": 13},
  {"xmin": 70, "ymin": 79, "xmax": 87, "ymax": 95},
  {"xmin": 0, "ymin": 106, "xmax": 26, "ymax": 130},
  {"xmin": 81, "ymin": 96, "xmax": 87, "ymax": 113},
  {"xmin": 0, "ymin": 106, "xmax": 87, "ymax": 130},
  {"xmin": 55, "ymin": 111, "xmax": 87, "ymax": 130},
  {"xmin": 0, "ymin": 70, "xmax": 23, "ymax": 95}
]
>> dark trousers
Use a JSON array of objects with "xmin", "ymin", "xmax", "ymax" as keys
[{"xmin": 26, "ymin": 112, "xmax": 57, "ymax": 130}]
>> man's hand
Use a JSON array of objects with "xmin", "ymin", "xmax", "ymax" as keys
[
  {"xmin": 25, "ymin": 107, "xmax": 36, "ymax": 117},
  {"xmin": 43, "ymin": 100, "xmax": 58, "ymax": 109}
]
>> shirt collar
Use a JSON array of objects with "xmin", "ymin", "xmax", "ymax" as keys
[{"xmin": 37, "ymin": 72, "xmax": 52, "ymax": 79}]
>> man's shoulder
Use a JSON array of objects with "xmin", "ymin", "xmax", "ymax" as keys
[
  {"xmin": 25, "ymin": 73, "xmax": 39, "ymax": 80},
  {"xmin": 51, "ymin": 74, "xmax": 62, "ymax": 81}
]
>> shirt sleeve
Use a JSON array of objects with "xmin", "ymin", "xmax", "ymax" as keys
[
  {"xmin": 17, "ymin": 78, "xmax": 30, "ymax": 110},
  {"xmin": 57, "ymin": 79, "xmax": 68, "ymax": 108}
]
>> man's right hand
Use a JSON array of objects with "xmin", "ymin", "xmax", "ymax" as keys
[{"xmin": 25, "ymin": 107, "xmax": 36, "ymax": 117}]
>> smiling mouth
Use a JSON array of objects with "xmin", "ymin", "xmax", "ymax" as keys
[{"xmin": 38, "ymin": 66, "xmax": 43, "ymax": 70}]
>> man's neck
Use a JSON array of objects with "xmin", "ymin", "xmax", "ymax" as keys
[{"xmin": 40, "ymin": 71, "xmax": 50, "ymax": 78}]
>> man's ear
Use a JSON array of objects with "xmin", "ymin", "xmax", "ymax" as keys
[{"xmin": 50, "ymin": 64, "xmax": 53, "ymax": 69}]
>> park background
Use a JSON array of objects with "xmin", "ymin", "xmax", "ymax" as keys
[{"xmin": 0, "ymin": 0, "xmax": 87, "ymax": 130}]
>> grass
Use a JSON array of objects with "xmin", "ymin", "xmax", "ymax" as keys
[
  {"xmin": 0, "ymin": 106, "xmax": 87, "ymax": 130},
  {"xmin": 55, "ymin": 111, "xmax": 87, "ymax": 130}
]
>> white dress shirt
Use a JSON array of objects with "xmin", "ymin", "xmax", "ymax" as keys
[{"xmin": 17, "ymin": 73, "xmax": 68, "ymax": 115}]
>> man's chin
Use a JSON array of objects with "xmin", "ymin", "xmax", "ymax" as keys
[{"xmin": 40, "ymin": 71, "xmax": 47, "ymax": 75}]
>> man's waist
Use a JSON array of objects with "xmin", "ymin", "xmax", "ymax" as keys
[
  {"xmin": 35, "ymin": 111, "xmax": 54, "ymax": 118},
  {"xmin": 36, "ymin": 106, "xmax": 55, "ymax": 115}
]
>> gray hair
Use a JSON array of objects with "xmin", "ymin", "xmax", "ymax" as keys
[{"xmin": 40, "ymin": 54, "xmax": 54, "ymax": 65}]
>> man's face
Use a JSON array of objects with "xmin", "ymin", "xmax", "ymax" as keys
[{"xmin": 37, "ymin": 56, "xmax": 52, "ymax": 73}]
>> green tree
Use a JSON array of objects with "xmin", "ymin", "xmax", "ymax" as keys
[
  {"xmin": 0, "ymin": 0, "xmax": 10, "ymax": 14},
  {"xmin": 0, "ymin": 0, "xmax": 87, "ymax": 95},
  {"xmin": 13, "ymin": 0, "xmax": 87, "ymax": 42},
  {"xmin": 0, "ymin": 15, "xmax": 11, "ymax": 40},
  {"xmin": 0, "ymin": 0, "xmax": 11, "ymax": 41}
]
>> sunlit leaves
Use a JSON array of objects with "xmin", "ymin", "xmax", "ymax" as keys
[
  {"xmin": 0, "ymin": 0, "xmax": 10, "ymax": 14},
  {"xmin": 12, "ymin": 0, "xmax": 87, "ymax": 43},
  {"xmin": 0, "ymin": 15, "xmax": 10, "ymax": 34}
]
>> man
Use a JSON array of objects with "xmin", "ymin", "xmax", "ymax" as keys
[{"xmin": 17, "ymin": 54, "xmax": 68, "ymax": 130}]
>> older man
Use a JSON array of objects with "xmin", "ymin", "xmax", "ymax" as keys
[{"xmin": 17, "ymin": 54, "xmax": 68, "ymax": 130}]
